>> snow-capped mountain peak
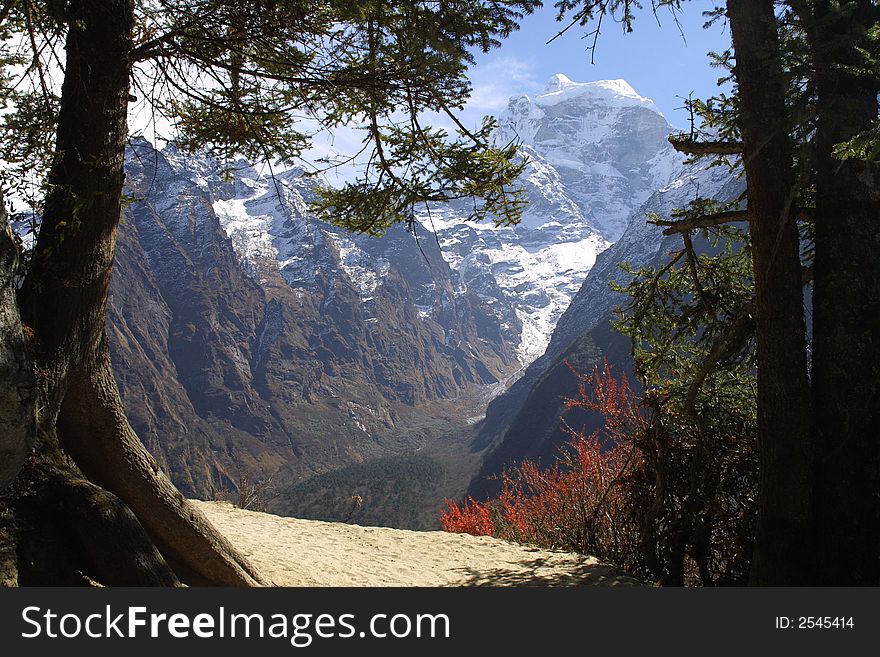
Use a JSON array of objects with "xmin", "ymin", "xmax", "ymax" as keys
[
  {"xmin": 119, "ymin": 78, "xmax": 685, "ymax": 376},
  {"xmin": 542, "ymin": 72, "xmax": 575, "ymax": 93},
  {"xmin": 496, "ymin": 75, "xmax": 681, "ymax": 242},
  {"xmin": 414, "ymin": 76, "xmax": 684, "ymax": 364},
  {"xmin": 536, "ymin": 75, "xmax": 661, "ymax": 115}
]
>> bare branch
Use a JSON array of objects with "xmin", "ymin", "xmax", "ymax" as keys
[
  {"xmin": 546, "ymin": 13, "xmax": 583, "ymax": 44},
  {"xmin": 655, "ymin": 206, "xmax": 813, "ymax": 235},
  {"xmin": 653, "ymin": 210, "xmax": 750, "ymax": 235}
]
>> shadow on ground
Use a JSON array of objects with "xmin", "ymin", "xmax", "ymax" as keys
[{"xmin": 454, "ymin": 556, "xmax": 645, "ymax": 587}]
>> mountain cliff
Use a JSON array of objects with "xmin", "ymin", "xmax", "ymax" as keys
[
  {"xmin": 468, "ymin": 158, "xmax": 743, "ymax": 497},
  {"xmin": 420, "ymin": 74, "xmax": 681, "ymax": 368},
  {"xmin": 110, "ymin": 139, "xmax": 521, "ymax": 504}
]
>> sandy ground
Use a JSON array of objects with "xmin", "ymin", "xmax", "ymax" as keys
[{"xmin": 193, "ymin": 500, "xmax": 643, "ymax": 587}]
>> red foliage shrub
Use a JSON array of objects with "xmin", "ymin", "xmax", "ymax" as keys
[
  {"xmin": 443, "ymin": 358, "xmax": 758, "ymax": 585},
  {"xmin": 441, "ymin": 361, "xmax": 650, "ymax": 571},
  {"xmin": 440, "ymin": 496, "xmax": 495, "ymax": 536}
]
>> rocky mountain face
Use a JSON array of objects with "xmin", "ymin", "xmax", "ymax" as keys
[
  {"xmin": 497, "ymin": 75, "xmax": 680, "ymax": 242},
  {"xmin": 421, "ymin": 75, "xmax": 681, "ymax": 366},
  {"xmin": 468, "ymin": 158, "xmax": 744, "ymax": 497},
  {"xmin": 109, "ymin": 139, "xmax": 521, "ymax": 501}
]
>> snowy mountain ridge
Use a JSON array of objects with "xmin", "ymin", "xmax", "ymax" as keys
[
  {"xmin": 535, "ymin": 74, "xmax": 662, "ymax": 113},
  {"xmin": 418, "ymin": 74, "xmax": 684, "ymax": 363},
  {"xmin": 467, "ymin": 137, "xmax": 744, "ymax": 499},
  {"xmin": 9, "ymin": 76, "xmax": 740, "ymax": 526},
  {"xmin": 137, "ymin": 74, "xmax": 683, "ymax": 369}
]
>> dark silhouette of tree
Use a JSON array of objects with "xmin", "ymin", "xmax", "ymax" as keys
[
  {"xmin": 475, "ymin": 0, "xmax": 879, "ymax": 584},
  {"xmin": 614, "ymin": 0, "xmax": 880, "ymax": 584}
]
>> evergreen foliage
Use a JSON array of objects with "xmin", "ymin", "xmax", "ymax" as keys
[
  {"xmin": 0, "ymin": 0, "xmax": 545, "ymax": 586},
  {"xmin": 578, "ymin": 0, "xmax": 879, "ymax": 585},
  {"xmin": 613, "ymin": 221, "xmax": 758, "ymax": 585},
  {"xmin": 449, "ymin": 0, "xmax": 880, "ymax": 585},
  {"xmin": 1, "ymin": 0, "xmax": 541, "ymax": 228},
  {"xmin": 594, "ymin": 0, "xmax": 880, "ymax": 584}
]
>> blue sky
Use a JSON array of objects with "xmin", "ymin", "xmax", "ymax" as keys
[
  {"xmin": 310, "ymin": 4, "xmax": 733, "ymax": 179},
  {"xmin": 463, "ymin": 4, "xmax": 732, "ymax": 129}
]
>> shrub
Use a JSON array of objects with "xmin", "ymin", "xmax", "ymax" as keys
[
  {"xmin": 440, "ymin": 496, "xmax": 495, "ymax": 536},
  {"xmin": 443, "ymin": 360, "xmax": 757, "ymax": 586},
  {"xmin": 443, "ymin": 362, "xmax": 648, "ymax": 574}
]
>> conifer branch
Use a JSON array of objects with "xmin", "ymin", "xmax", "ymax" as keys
[
  {"xmin": 653, "ymin": 210, "xmax": 750, "ymax": 235},
  {"xmin": 685, "ymin": 300, "xmax": 755, "ymax": 418},
  {"xmin": 668, "ymin": 136, "xmax": 744, "ymax": 155}
]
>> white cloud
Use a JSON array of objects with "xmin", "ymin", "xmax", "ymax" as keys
[{"xmin": 464, "ymin": 55, "xmax": 541, "ymax": 116}]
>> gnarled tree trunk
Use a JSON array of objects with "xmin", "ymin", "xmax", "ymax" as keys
[{"xmin": 3, "ymin": 0, "xmax": 266, "ymax": 587}]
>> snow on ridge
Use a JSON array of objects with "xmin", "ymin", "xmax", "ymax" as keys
[
  {"xmin": 535, "ymin": 74, "xmax": 662, "ymax": 115},
  {"xmin": 507, "ymin": 234, "xmax": 610, "ymax": 363},
  {"xmin": 542, "ymin": 73, "xmax": 575, "ymax": 93},
  {"xmin": 204, "ymin": 157, "xmax": 394, "ymax": 298},
  {"xmin": 420, "ymin": 195, "xmax": 611, "ymax": 365},
  {"xmin": 211, "ymin": 178, "xmax": 282, "ymax": 282},
  {"xmin": 330, "ymin": 232, "xmax": 391, "ymax": 299}
]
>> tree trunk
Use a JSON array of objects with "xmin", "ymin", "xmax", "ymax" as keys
[
  {"xmin": 12, "ymin": 0, "xmax": 265, "ymax": 586},
  {"xmin": 0, "ymin": 198, "xmax": 35, "ymax": 490},
  {"xmin": 804, "ymin": 0, "xmax": 880, "ymax": 585},
  {"xmin": 1, "ymin": 205, "xmax": 180, "ymax": 586},
  {"xmin": 726, "ymin": 0, "xmax": 814, "ymax": 585}
]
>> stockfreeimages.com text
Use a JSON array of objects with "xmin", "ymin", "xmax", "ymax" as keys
[{"xmin": 21, "ymin": 605, "xmax": 450, "ymax": 646}]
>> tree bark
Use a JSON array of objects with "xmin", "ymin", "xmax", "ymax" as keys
[
  {"xmin": 802, "ymin": 0, "xmax": 880, "ymax": 585},
  {"xmin": 15, "ymin": 0, "xmax": 265, "ymax": 586},
  {"xmin": 2, "ymin": 207, "xmax": 180, "ymax": 586},
  {"xmin": 0, "ymin": 199, "xmax": 35, "ymax": 490},
  {"xmin": 7, "ymin": 456, "xmax": 183, "ymax": 586},
  {"xmin": 726, "ymin": 0, "xmax": 814, "ymax": 585}
]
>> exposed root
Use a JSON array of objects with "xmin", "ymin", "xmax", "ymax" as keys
[
  {"xmin": 59, "ymin": 358, "xmax": 267, "ymax": 586},
  {"xmin": 2, "ymin": 455, "xmax": 181, "ymax": 586}
]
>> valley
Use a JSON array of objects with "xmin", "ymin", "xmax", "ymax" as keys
[{"xmin": 99, "ymin": 74, "xmax": 734, "ymax": 529}]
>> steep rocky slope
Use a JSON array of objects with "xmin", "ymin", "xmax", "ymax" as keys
[
  {"xmin": 25, "ymin": 74, "xmax": 737, "ymax": 527},
  {"xmin": 422, "ymin": 75, "xmax": 681, "ymax": 365},
  {"xmin": 109, "ymin": 139, "xmax": 520, "ymax": 502},
  {"xmin": 468, "ymin": 160, "xmax": 744, "ymax": 497}
]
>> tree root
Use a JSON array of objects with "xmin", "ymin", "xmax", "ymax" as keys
[
  {"xmin": 52, "ymin": 474, "xmax": 181, "ymax": 586},
  {"xmin": 59, "ymin": 356, "xmax": 268, "ymax": 586},
  {"xmin": 3, "ymin": 456, "xmax": 181, "ymax": 586}
]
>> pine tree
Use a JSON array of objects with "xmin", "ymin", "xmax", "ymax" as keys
[
  {"xmin": 622, "ymin": 0, "xmax": 879, "ymax": 583},
  {"xmin": 553, "ymin": 0, "xmax": 879, "ymax": 584},
  {"xmin": 792, "ymin": 0, "xmax": 880, "ymax": 585}
]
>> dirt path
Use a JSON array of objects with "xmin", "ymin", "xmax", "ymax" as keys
[{"xmin": 194, "ymin": 501, "xmax": 643, "ymax": 587}]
